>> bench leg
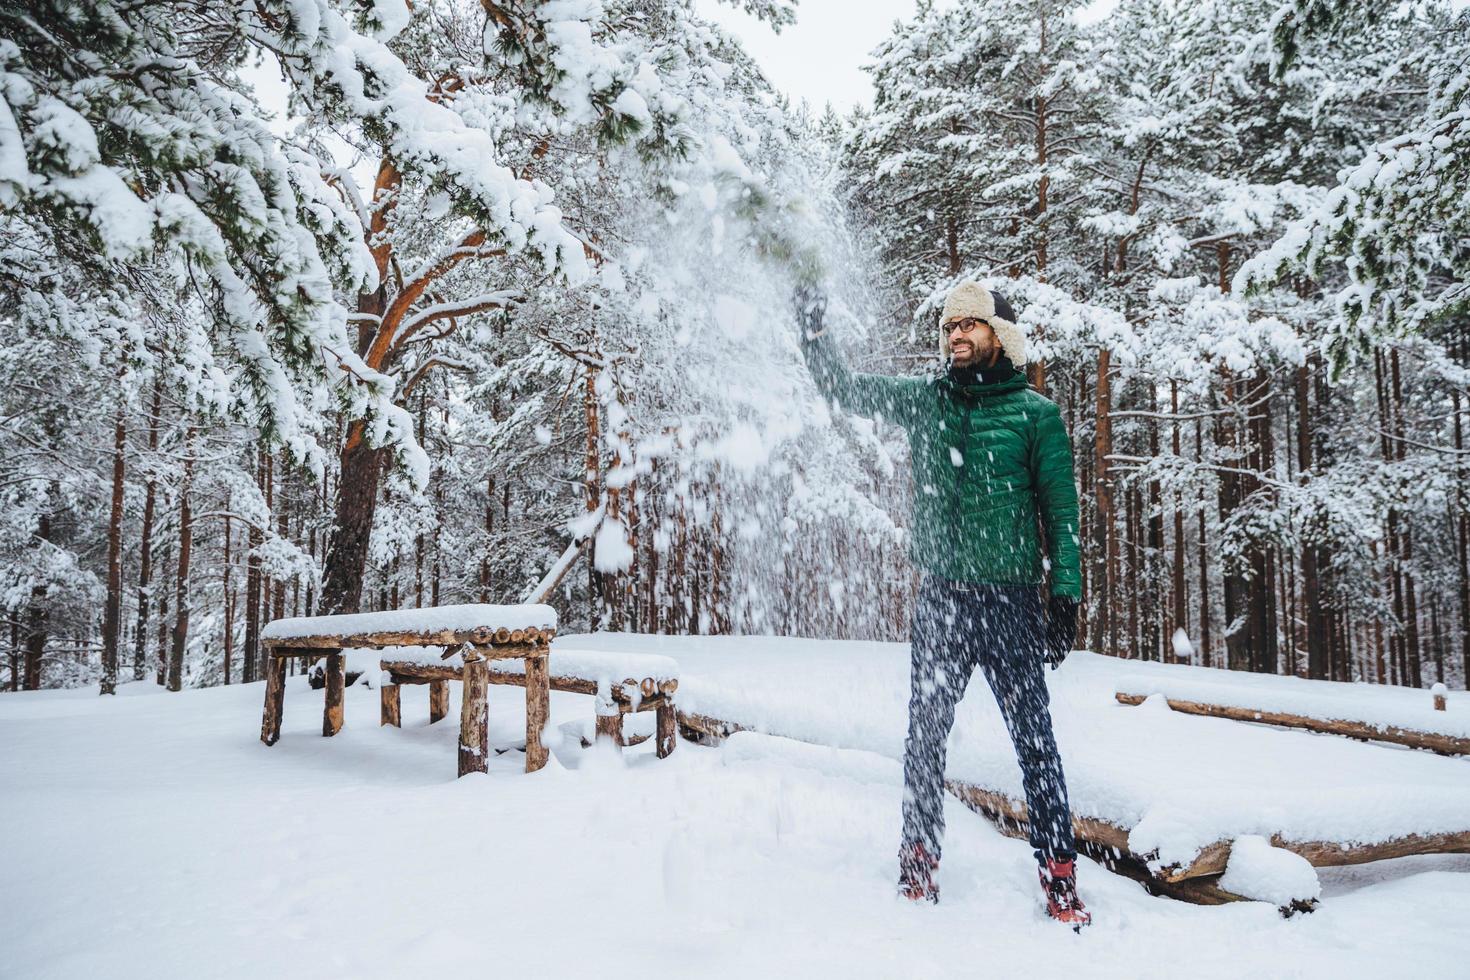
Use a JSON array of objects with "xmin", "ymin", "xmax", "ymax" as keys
[
  {"xmin": 656, "ymin": 701, "xmax": 676, "ymax": 759},
  {"xmin": 323, "ymin": 651, "xmax": 345, "ymax": 737},
  {"xmin": 524, "ymin": 654, "xmax": 550, "ymax": 773},
  {"xmin": 429, "ymin": 679, "xmax": 449, "ymax": 725},
  {"xmin": 595, "ymin": 709, "xmax": 624, "ymax": 750},
  {"xmin": 380, "ymin": 682, "xmax": 401, "ymax": 727},
  {"xmin": 260, "ymin": 655, "xmax": 287, "ymax": 746},
  {"xmin": 458, "ymin": 658, "xmax": 489, "ymax": 777}
]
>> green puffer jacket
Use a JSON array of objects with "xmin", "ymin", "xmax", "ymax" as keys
[{"xmin": 802, "ymin": 335, "xmax": 1082, "ymax": 599}]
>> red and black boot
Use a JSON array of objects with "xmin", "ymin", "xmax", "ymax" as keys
[
  {"xmin": 1039, "ymin": 858, "xmax": 1091, "ymax": 929},
  {"xmin": 897, "ymin": 843, "xmax": 940, "ymax": 904}
]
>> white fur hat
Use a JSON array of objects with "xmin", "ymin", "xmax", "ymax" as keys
[{"xmin": 938, "ymin": 281, "xmax": 1026, "ymax": 366}]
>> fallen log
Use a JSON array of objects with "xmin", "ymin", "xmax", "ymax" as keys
[
  {"xmin": 675, "ymin": 708, "xmax": 1470, "ymax": 903},
  {"xmin": 1114, "ymin": 691, "xmax": 1470, "ymax": 756},
  {"xmin": 1080, "ymin": 841, "xmax": 1316, "ymax": 916},
  {"xmin": 1171, "ymin": 829, "xmax": 1470, "ymax": 879},
  {"xmin": 676, "ymin": 710, "xmax": 750, "ymax": 745},
  {"xmin": 943, "ymin": 780, "xmax": 1138, "ymax": 864}
]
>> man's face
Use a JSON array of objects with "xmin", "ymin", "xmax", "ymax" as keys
[{"xmin": 946, "ymin": 317, "xmax": 999, "ymax": 368}]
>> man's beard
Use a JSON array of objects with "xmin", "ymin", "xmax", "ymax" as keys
[{"xmin": 951, "ymin": 338, "xmax": 997, "ymax": 367}]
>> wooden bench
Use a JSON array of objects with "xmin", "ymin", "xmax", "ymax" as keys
[
  {"xmin": 378, "ymin": 646, "xmax": 680, "ymax": 758},
  {"xmin": 259, "ymin": 604, "xmax": 556, "ymax": 777}
]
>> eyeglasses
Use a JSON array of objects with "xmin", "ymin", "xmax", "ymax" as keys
[{"xmin": 944, "ymin": 317, "xmax": 988, "ymax": 334}]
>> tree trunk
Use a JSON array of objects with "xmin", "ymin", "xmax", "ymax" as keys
[
  {"xmin": 23, "ymin": 509, "xmax": 51, "ymax": 690},
  {"xmin": 272, "ymin": 454, "xmax": 286, "ymax": 622},
  {"xmin": 1196, "ymin": 419, "xmax": 1212, "ymax": 668},
  {"xmin": 583, "ymin": 367, "xmax": 604, "ymax": 627},
  {"xmin": 1170, "ymin": 381, "xmax": 1188, "ymax": 658},
  {"xmin": 101, "ymin": 406, "xmax": 127, "ymax": 695},
  {"xmin": 244, "ymin": 448, "xmax": 264, "ymax": 683},
  {"xmin": 1296, "ymin": 365, "xmax": 1329, "ymax": 679},
  {"xmin": 155, "ymin": 540, "xmax": 169, "ymax": 686},
  {"xmin": 167, "ymin": 429, "xmax": 195, "ymax": 692},
  {"xmin": 481, "ymin": 474, "xmax": 495, "ymax": 602},
  {"xmin": 1453, "ymin": 376, "xmax": 1470, "ymax": 690},
  {"xmin": 1092, "ymin": 349, "xmax": 1114, "ymax": 655},
  {"xmin": 1247, "ymin": 374, "xmax": 1279, "ymax": 674},
  {"xmin": 224, "ymin": 514, "xmax": 234, "ymax": 685},
  {"xmin": 1147, "ymin": 396, "xmax": 1165, "ymax": 661},
  {"xmin": 1389, "ymin": 351, "xmax": 1423, "ymax": 687},
  {"xmin": 132, "ymin": 383, "xmax": 162, "ymax": 682},
  {"xmin": 319, "ymin": 425, "xmax": 388, "ymax": 616}
]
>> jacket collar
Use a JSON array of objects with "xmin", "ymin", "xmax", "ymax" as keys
[{"xmin": 935, "ymin": 365, "xmax": 1029, "ymax": 401}]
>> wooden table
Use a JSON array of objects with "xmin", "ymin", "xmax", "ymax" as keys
[{"xmin": 259, "ymin": 615, "xmax": 555, "ymax": 777}]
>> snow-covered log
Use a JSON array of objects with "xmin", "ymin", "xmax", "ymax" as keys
[
  {"xmin": 1113, "ymin": 691, "xmax": 1470, "ymax": 756},
  {"xmin": 261, "ymin": 604, "xmax": 558, "ymax": 653}
]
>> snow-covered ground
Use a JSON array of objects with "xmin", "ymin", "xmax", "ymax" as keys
[{"xmin": 3, "ymin": 644, "xmax": 1468, "ymax": 979}]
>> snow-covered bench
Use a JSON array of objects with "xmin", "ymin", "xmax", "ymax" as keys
[
  {"xmin": 378, "ymin": 645, "xmax": 681, "ymax": 758},
  {"xmin": 259, "ymin": 604, "xmax": 556, "ymax": 777}
]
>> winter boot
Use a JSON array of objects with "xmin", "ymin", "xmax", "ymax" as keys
[
  {"xmin": 897, "ymin": 842, "xmax": 940, "ymax": 904},
  {"xmin": 1039, "ymin": 858, "xmax": 1091, "ymax": 929}
]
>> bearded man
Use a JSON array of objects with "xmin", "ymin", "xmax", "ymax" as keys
[{"xmin": 795, "ymin": 280, "xmax": 1089, "ymax": 928}]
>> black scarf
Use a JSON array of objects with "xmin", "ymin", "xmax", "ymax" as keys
[{"xmin": 948, "ymin": 353, "xmax": 1019, "ymax": 386}]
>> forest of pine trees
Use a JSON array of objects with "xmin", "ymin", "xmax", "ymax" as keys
[{"xmin": 3, "ymin": 0, "xmax": 1467, "ymax": 693}]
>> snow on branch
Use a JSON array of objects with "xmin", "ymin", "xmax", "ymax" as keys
[
  {"xmin": 395, "ymin": 290, "xmax": 523, "ymax": 345},
  {"xmin": 249, "ymin": 0, "xmax": 590, "ymax": 286}
]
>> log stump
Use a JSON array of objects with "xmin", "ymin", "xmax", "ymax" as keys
[
  {"xmin": 380, "ymin": 683, "xmax": 401, "ymax": 728},
  {"xmin": 656, "ymin": 701, "xmax": 677, "ymax": 759},
  {"xmin": 458, "ymin": 657, "xmax": 489, "ymax": 777},
  {"xmin": 322, "ymin": 651, "xmax": 345, "ymax": 737},
  {"xmin": 260, "ymin": 654, "xmax": 287, "ymax": 746},
  {"xmin": 524, "ymin": 653, "xmax": 550, "ymax": 772},
  {"xmin": 429, "ymin": 679, "xmax": 450, "ymax": 725},
  {"xmin": 595, "ymin": 710, "xmax": 624, "ymax": 749}
]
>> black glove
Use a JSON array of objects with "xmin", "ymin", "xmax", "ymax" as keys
[
  {"xmin": 792, "ymin": 284, "xmax": 827, "ymax": 341},
  {"xmin": 1044, "ymin": 596, "xmax": 1078, "ymax": 669}
]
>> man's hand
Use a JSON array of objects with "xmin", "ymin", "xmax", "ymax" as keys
[
  {"xmin": 792, "ymin": 284, "xmax": 827, "ymax": 341},
  {"xmin": 1044, "ymin": 596, "xmax": 1078, "ymax": 669}
]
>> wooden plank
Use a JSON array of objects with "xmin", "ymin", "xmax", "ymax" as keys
[
  {"xmin": 656, "ymin": 702, "xmax": 677, "ymax": 758},
  {"xmin": 429, "ymin": 679, "xmax": 449, "ymax": 725},
  {"xmin": 1114, "ymin": 691, "xmax": 1470, "ymax": 756},
  {"xmin": 322, "ymin": 651, "xmax": 344, "ymax": 737},
  {"xmin": 524, "ymin": 653, "xmax": 550, "ymax": 773},
  {"xmin": 380, "ymin": 683, "xmax": 401, "ymax": 728},
  {"xmin": 458, "ymin": 658, "xmax": 489, "ymax": 777},
  {"xmin": 260, "ymin": 653, "xmax": 287, "ymax": 746},
  {"xmin": 384, "ymin": 662, "xmax": 461, "ymax": 682},
  {"xmin": 381, "ymin": 659, "xmax": 665, "ymax": 704}
]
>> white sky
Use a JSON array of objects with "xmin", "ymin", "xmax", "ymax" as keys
[{"xmin": 693, "ymin": 0, "xmax": 1121, "ymax": 115}]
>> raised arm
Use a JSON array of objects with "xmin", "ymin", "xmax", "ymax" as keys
[{"xmin": 795, "ymin": 286, "xmax": 920, "ymax": 427}]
